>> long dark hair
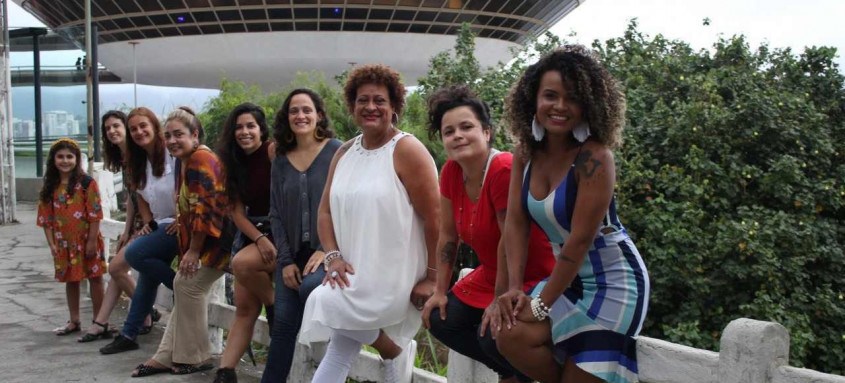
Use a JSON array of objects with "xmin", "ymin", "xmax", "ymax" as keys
[
  {"xmin": 101, "ymin": 110, "xmax": 127, "ymax": 172},
  {"xmin": 273, "ymin": 88, "xmax": 334, "ymax": 156},
  {"xmin": 40, "ymin": 139, "xmax": 86, "ymax": 204},
  {"xmin": 217, "ymin": 102, "xmax": 270, "ymax": 203},
  {"xmin": 126, "ymin": 107, "xmax": 166, "ymax": 190}
]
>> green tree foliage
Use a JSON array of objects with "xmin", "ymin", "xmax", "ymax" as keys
[{"xmin": 599, "ymin": 20, "xmax": 845, "ymax": 373}]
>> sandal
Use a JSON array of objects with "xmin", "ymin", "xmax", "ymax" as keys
[
  {"xmin": 78, "ymin": 321, "xmax": 113, "ymax": 342},
  {"xmin": 131, "ymin": 363, "xmax": 171, "ymax": 378},
  {"xmin": 171, "ymin": 362, "xmax": 214, "ymax": 375},
  {"xmin": 138, "ymin": 325, "xmax": 153, "ymax": 335},
  {"xmin": 151, "ymin": 308, "xmax": 161, "ymax": 323},
  {"xmin": 54, "ymin": 320, "xmax": 81, "ymax": 336}
]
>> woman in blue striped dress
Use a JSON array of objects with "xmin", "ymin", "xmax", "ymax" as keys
[{"xmin": 496, "ymin": 45, "xmax": 650, "ymax": 383}]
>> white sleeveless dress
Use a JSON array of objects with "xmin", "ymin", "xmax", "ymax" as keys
[{"xmin": 299, "ymin": 132, "xmax": 428, "ymax": 347}]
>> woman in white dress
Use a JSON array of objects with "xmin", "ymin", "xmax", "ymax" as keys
[{"xmin": 299, "ymin": 64, "xmax": 440, "ymax": 383}]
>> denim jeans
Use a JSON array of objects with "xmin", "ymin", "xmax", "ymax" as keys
[
  {"xmin": 428, "ymin": 292, "xmax": 532, "ymax": 382},
  {"xmin": 261, "ymin": 250, "xmax": 325, "ymax": 383},
  {"xmin": 121, "ymin": 222, "xmax": 179, "ymax": 340}
]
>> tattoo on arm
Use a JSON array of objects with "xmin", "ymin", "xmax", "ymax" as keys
[
  {"xmin": 575, "ymin": 150, "xmax": 603, "ymax": 178},
  {"xmin": 440, "ymin": 241, "xmax": 458, "ymax": 264}
]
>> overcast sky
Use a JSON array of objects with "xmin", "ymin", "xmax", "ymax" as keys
[{"xmin": 8, "ymin": 0, "xmax": 845, "ymax": 114}]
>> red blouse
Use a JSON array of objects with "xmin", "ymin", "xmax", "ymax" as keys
[{"xmin": 441, "ymin": 152, "xmax": 555, "ymax": 309}]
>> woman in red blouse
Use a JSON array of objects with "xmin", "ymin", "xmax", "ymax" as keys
[{"xmin": 421, "ymin": 85, "xmax": 555, "ymax": 383}]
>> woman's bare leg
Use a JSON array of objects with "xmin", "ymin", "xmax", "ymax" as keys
[
  {"xmin": 497, "ymin": 320, "xmax": 561, "ymax": 383},
  {"xmin": 231, "ymin": 244, "xmax": 274, "ymax": 306},
  {"xmin": 218, "ymin": 280, "xmax": 262, "ymax": 368}
]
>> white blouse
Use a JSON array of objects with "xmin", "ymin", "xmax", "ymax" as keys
[{"xmin": 136, "ymin": 153, "xmax": 176, "ymax": 223}]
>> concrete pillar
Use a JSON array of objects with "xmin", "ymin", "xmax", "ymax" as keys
[
  {"xmin": 447, "ymin": 350, "xmax": 498, "ymax": 382},
  {"xmin": 207, "ymin": 275, "xmax": 225, "ymax": 354},
  {"xmin": 718, "ymin": 318, "xmax": 790, "ymax": 383}
]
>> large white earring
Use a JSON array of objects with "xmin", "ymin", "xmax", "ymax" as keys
[
  {"xmin": 573, "ymin": 121, "xmax": 591, "ymax": 143},
  {"xmin": 531, "ymin": 115, "xmax": 545, "ymax": 141}
]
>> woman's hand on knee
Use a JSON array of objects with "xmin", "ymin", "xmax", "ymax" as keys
[
  {"xmin": 282, "ymin": 264, "xmax": 302, "ymax": 289},
  {"xmin": 421, "ymin": 292, "xmax": 447, "ymax": 329},
  {"xmin": 302, "ymin": 250, "xmax": 325, "ymax": 275},
  {"xmin": 497, "ymin": 289, "xmax": 529, "ymax": 329},
  {"xmin": 480, "ymin": 301, "xmax": 506, "ymax": 339},
  {"xmin": 256, "ymin": 237, "xmax": 277, "ymax": 265}
]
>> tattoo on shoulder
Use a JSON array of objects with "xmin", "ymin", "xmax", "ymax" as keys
[
  {"xmin": 575, "ymin": 150, "xmax": 602, "ymax": 178},
  {"xmin": 441, "ymin": 241, "xmax": 458, "ymax": 264}
]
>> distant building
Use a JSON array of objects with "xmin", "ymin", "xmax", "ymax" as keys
[{"xmin": 12, "ymin": 118, "xmax": 35, "ymax": 139}]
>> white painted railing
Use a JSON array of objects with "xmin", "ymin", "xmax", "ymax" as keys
[{"xmin": 94, "ymin": 167, "xmax": 845, "ymax": 383}]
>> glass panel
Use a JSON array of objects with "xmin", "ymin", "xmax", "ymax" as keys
[
  {"xmin": 180, "ymin": 26, "xmax": 202, "ymax": 35},
  {"xmin": 222, "ymin": 23, "xmax": 247, "ymax": 32},
  {"xmin": 270, "ymin": 22, "xmax": 293, "ymax": 31},
  {"xmin": 364, "ymin": 22, "xmax": 388, "ymax": 32},
  {"xmin": 216, "ymin": 10, "xmax": 242, "ymax": 22},
  {"xmin": 246, "ymin": 23, "xmax": 270, "ymax": 32},
  {"xmin": 294, "ymin": 8, "xmax": 318, "ymax": 19},
  {"xmin": 296, "ymin": 22, "xmax": 319, "ymax": 31},
  {"xmin": 320, "ymin": 7, "xmax": 344, "ymax": 20},
  {"xmin": 192, "ymin": 11, "xmax": 217, "ymax": 23},
  {"xmin": 321, "ymin": 22, "xmax": 342, "ymax": 31},
  {"xmin": 343, "ymin": 22, "xmax": 365, "ymax": 31},
  {"xmin": 241, "ymin": 9, "xmax": 266, "ymax": 21},
  {"xmin": 268, "ymin": 8, "xmax": 292, "ymax": 19},
  {"xmin": 135, "ymin": 0, "xmax": 163, "ymax": 12},
  {"xmin": 147, "ymin": 14, "xmax": 172, "ymax": 25},
  {"xmin": 387, "ymin": 23, "xmax": 410, "ymax": 32},
  {"xmin": 344, "ymin": 8, "xmax": 368, "ymax": 19},
  {"xmin": 200, "ymin": 25, "xmax": 224, "ymax": 34}
]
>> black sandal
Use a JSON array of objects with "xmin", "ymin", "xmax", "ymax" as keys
[
  {"xmin": 131, "ymin": 363, "xmax": 171, "ymax": 378},
  {"xmin": 171, "ymin": 362, "xmax": 214, "ymax": 375},
  {"xmin": 54, "ymin": 320, "xmax": 81, "ymax": 336},
  {"xmin": 138, "ymin": 325, "xmax": 153, "ymax": 335},
  {"xmin": 78, "ymin": 321, "xmax": 113, "ymax": 342}
]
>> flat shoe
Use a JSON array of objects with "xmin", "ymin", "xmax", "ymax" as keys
[
  {"xmin": 54, "ymin": 320, "xmax": 81, "ymax": 336},
  {"xmin": 131, "ymin": 363, "xmax": 170, "ymax": 378},
  {"xmin": 171, "ymin": 362, "xmax": 214, "ymax": 375}
]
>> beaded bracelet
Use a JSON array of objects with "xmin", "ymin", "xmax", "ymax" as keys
[
  {"xmin": 323, "ymin": 250, "xmax": 343, "ymax": 270},
  {"xmin": 253, "ymin": 233, "xmax": 268, "ymax": 243},
  {"xmin": 530, "ymin": 296, "xmax": 551, "ymax": 321}
]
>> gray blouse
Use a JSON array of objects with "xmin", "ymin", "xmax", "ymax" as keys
[{"xmin": 270, "ymin": 138, "xmax": 341, "ymax": 268}]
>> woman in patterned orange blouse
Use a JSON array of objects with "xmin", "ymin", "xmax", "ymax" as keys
[
  {"xmin": 129, "ymin": 106, "xmax": 230, "ymax": 377},
  {"xmin": 37, "ymin": 138, "xmax": 107, "ymax": 336}
]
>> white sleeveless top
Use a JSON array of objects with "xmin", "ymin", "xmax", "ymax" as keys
[{"xmin": 299, "ymin": 132, "xmax": 428, "ymax": 346}]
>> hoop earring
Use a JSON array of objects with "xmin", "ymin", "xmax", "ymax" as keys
[
  {"xmin": 313, "ymin": 128, "xmax": 325, "ymax": 141},
  {"xmin": 391, "ymin": 112, "xmax": 399, "ymax": 127},
  {"xmin": 531, "ymin": 115, "xmax": 545, "ymax": 141},
  {"xmin": 573, "ymin": 121, "xmax": 591, "ymax": 143},
  {"xmin": 285, "ymin": 132, "xmax": 295, "ymax": 143}
]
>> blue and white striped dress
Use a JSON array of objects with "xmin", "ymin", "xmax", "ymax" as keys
[{"xmin": 522, "ymin": 160, "xmax": 650, "ymax": 383}]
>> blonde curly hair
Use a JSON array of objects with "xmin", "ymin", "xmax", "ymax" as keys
[{"xmin": 505, "ymin": 45, "xmax": 626, "ymax": 159}]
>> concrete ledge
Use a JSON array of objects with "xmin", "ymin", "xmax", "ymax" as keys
[
  {"xmin": 15, "ymin": 177, "xmax": 42, "ymax": 202},
  {"xmin": 638, "ymin": 336, "xmax": 719, "ymax": 383},
  {"xmin": 773, "ymin": 366, "xmax": 845, "ymax": 383}
]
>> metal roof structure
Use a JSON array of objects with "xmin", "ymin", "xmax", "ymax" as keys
[{"xmin": 14, "ymin": 0, "xmax": 583, "ymax": 89}]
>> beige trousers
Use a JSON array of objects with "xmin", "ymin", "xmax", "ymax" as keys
[{"xmin": 152, "ymin": 267, "xmax": 224, "ymax": 367}]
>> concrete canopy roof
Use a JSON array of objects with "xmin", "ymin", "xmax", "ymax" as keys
[{"xmin": 14, "ymin": 0, "xmax": 583, "ymax": 89}]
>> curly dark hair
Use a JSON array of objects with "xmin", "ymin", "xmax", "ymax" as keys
[
  {"xmin": 343, "ymin": 64, "xmax": 406, "ymax": 117},
  {"xmin": 426, "ymin": 85, "xmax": 495, "ymax": 145},
  {"xmin": 126, "ymin": 107, "xmax": 166, "ymax": 191},
  {"xmin": 101, "ymin": 110, "xmax": 127, "ymax": 173},
  {"xmin": 217, "ymin": 102, "xmax": 270, "ymax": 203},
  {"xmin": 40, "ymin": 139, "xmax": 86, "ymax": 204},
  {"xmin": 506, "ymin": 45, "xmax": 626, "ymax": 159},
  {"xmin": 273, "ymin": 88, "xmax": 335, "ymax": 156}
]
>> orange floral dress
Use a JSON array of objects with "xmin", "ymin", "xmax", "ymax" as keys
[{"xmin": 36, "ymin": 177, "xmax": 107, "ymax": 282}]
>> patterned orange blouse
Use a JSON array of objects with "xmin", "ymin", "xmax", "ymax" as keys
[
  {"xmin": 36, "ymin": 177, "xmax": 107, "ymax": 282},
  {"xmin": 176, "ymin": 148, "xmax": 230, "ymax": 270}
]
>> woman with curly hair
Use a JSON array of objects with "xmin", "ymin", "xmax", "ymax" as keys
[
  {"xmin": 214, "ymin": 102, "xmax": 276, "ymax": 382},
  {"xmin": 496, "ymin": 45, "xmax": 650, "ymax": 383},
  {"xmin": 421, "ymin": 85, "xmax": 554, "ymax": 383},
  {"xmin": 299, "ymin": 65, "xmax": 440, "ymax": 383}
]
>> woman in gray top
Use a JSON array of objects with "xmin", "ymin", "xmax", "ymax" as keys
[{"xmin": 260, "ymin": 88, "xmax": 341, "ymax": 383}]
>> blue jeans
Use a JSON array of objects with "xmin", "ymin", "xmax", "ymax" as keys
[
  {"xmin": 121, "ymin": 222, "xmax": 179, "ymax": 340},
  {"xmin": 261, "ymin": 254, "xmax": 325, "ymax": 383},
  {"xmin": 428, "ymin": 292, "xmax": 532, "ymax": 382}
]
